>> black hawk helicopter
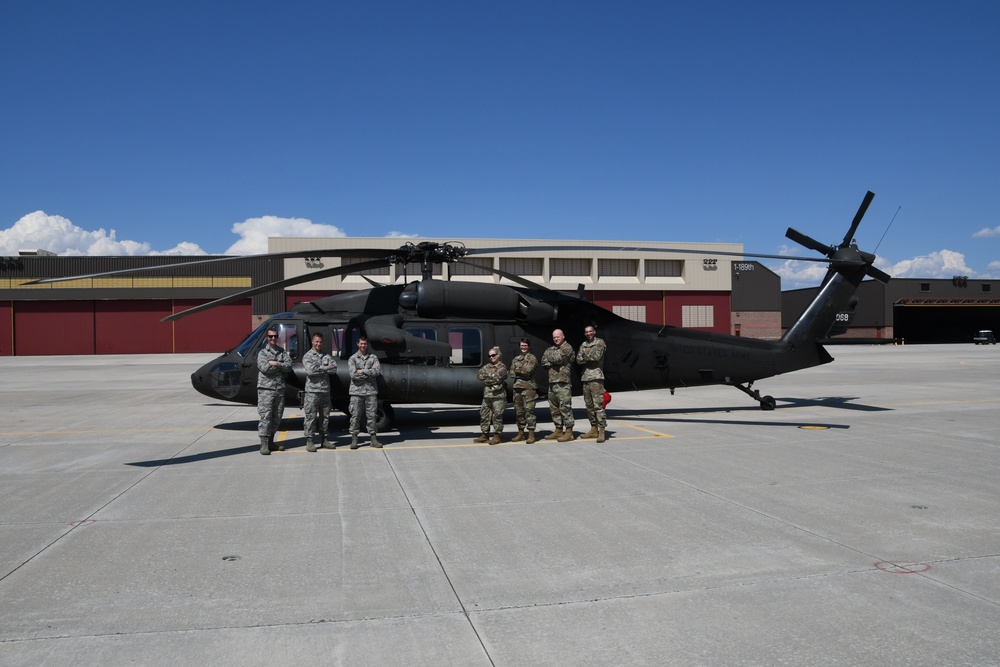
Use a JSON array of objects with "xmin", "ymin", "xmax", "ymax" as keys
[{"xmin": 37, "ymin": 191, "xmax": 890, "ymax": 430}]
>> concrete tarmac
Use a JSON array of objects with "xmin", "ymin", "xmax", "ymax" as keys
[{"xmin": 0, "ymin": 344, "xmax": 997, "ymax": 666}]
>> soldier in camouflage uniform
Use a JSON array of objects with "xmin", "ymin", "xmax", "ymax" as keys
[
  {"xmin": 348, "ymin": 336, "xmax": 382, "ymax": 449},
  {"xmin": 541, "ymin": 328, "xmax": 575, "ymax": 442},
  {"xmin": 302, "ymin": 332, "xmax": 337, "ymax": 452},
  {"xmin": 475, "ymin": 346, "xmax": 508, "ymax": 445},
  {"xmin": 257, "ymin": 328, "xmax": 292, "ymax": 455},
  {"xmin": 576, "ymin": 324, "xmax": 608, "ymax": 442},
  {"xmin": 509, "ymin": 338, "xmax": 538, "ymax": 443}
]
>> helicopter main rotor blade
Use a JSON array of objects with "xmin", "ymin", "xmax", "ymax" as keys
[
  {"xmin": 24, "ymin": 248, "xmax": 396, "ymax": 285},
  {"xmin": 451, "ymin": 258, "xmax": 550, "ymax": 291},
  {"xmin": 161, "ymin": 258, "xmax": 390, "ymax": 322},
  {"xmin": 842, "ymin": 190, "xmax": 875, "ymax": 248},
  {"xmin": 468, "ymin": 245, "xmax": 844, "ymax": 264}
]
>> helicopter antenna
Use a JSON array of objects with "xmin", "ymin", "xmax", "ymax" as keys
[{"xmin": 873, "ymin": 205, "xmax": 901, "ymax": 255}]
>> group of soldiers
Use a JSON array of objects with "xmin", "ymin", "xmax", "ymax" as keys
[
  {"xmin": 255, "ymin": 323, "xmax": 607, "ymax": 454},
  {"xmin": 256, "ymin": 329, "xmax": 382, "ymax": 455},
  {"xmin": 476, "ymin": 325, "xmax": 608, "ymax": 445}
]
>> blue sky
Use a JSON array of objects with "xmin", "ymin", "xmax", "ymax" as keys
[{"xmin": 2, "ymin": 1, "xmax": 998, "ymax": 288}]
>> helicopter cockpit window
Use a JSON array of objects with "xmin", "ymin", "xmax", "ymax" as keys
[
  {"xmin": 448, "ymin": 327, "xmax": 482, "ymax": 367},
  {"xmin": 235, "ymin": 321, "xmax": 272, "ymax": 358},
  {"xmin": 265, "ymin": 323, "xmax": 299, "ymax": 360}
]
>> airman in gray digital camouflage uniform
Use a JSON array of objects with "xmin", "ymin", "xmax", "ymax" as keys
[
  {"xmin": 302, "ymin": 332, "xmax": 337, "ymax": 452},
  {"xmin": 476, "ymin": 346, "xmax": 508, "ymax": 444},
  {"xmin": 348, "ymin": 336, "xmax": 382, "ymax": 449},
  {"xmin": 576, "ymin": 324, "xmax": 608, "ymax": 442},
  {"xmin": 509, "ymin": 337, "xmax": 538, "ymax": 443},
  {"xmin": 257, "ymin": 328, "xmax": 292, "ymax": 455},
  {"xmin": 542, "ymin": 328, "xmax": 575, "ymax": 442}
]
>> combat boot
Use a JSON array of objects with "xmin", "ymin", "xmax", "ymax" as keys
[
  {"xmin": 306, "ymin": 439, "xmax": 317, "ymax": 452},
  {"xmin": 511, "ymin": 429, "xmax": 525, "ymax": 442},
  {"xmin": 544, "ymin": 428, "xmax": 562, "ymax": 440},
  {"xmin": 321, "ymin": 439, "xmax": 336, "ymax": 450},
  {"xmin": 526, "ymin": 430, "xmax": 536, "ymax": 444},
  {"xmin": 350, "ymin": 434, "xmax": 359, "ymax": 450},
  {"xmin": 489, "ymin": 434, "xmax": 501, "ymax": 445},
  {"xmin": 260, "ymin": 436, "xmax": 271, "ymax": 456},
  {"xmin": 474, "ymin": 434, "xmax": 489, "ymax": 443},
  {"xmin": 580, "ymin": 425, "xmax": 598, "ymax": 439},
  {"xmin": 597, "ymin": 426, "xmax": 606, "ymax": 443},
  {"xmin": 371, "ymin": 434, "xmax": 382, "ymax": 449},
  {"xmin": 557, "ymin": 428, "xmax": 575, "ymax": 442}
]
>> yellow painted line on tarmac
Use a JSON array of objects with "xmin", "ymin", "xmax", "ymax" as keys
[{"xmin": 613, "ymin": 422, "xmax": 675, "ymax": 439}]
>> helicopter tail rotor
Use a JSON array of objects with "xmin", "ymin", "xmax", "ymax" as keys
[
  {"xmin": 784, "ymin": 227, "xmax": 834, "ymax": 258},
  {"xmin": 842, "ymin": 190, "xmax": 875, "ymax": 249},
  {"xmin": 785, "ymin": 191, "xmax": 889, "ymax": 284}
]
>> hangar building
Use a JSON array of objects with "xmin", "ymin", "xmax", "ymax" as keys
[
  {"xmin": 782, "ymin": 276, "xmax": 999, "ymax": 343},
  {"xmin": 1, "ymin": 238, "xmax": 781, "ymax": 356}
]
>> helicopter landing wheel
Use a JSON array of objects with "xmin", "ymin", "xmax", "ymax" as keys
[
  {"xmin": 759, "ymin": 395, "xmax": 776, "ymax": 411},
  {"xmin": 374, "ymin": 401, "xmax": 395, "ymax": 432}
]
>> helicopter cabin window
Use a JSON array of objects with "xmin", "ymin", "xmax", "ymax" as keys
[
  {"xmin": 500, "ymin": 257, "xmax": 543, "ymax": 276},
  {"xmin": 598, "ymin": 258, "xmax": 638, "ymax": 277},
  {"xmin": 405, "ymin": 327, "xmax": 436, "ymax": 341},
  {"xmin": 404, "ymin": 327, "xmax": 438, "ymax": 365},
  {"xmin": 448, "ymin": 327, "xmax": 482, "ymax": 366},
  {"xmin": 343, "ymin": 257, "xmax": 390, "ymax": 276},
  {"xmin": 613, "ymin": 305, "xmax": 647, "ymax": 323},
  {"xmin": 646, "ymin": 259, "xmax": 683, "ymax": 277},
  {"xmin": 550, "ymin": 258, "xmax": 591, "ymax": 276},
  {"xmin": 308, "ymin": 327, "xmax": 345, "ymax": 355},
  {"xmin": 682, "ymin": 305, "xmax": 714, "ymax": 328},
  {"xmin": 345, "ymin": 326, "xmax": 362, "ymax": 358},
  {"xmin": 449, "ymin": 257, "xmax": 493, "ymax": 275}
]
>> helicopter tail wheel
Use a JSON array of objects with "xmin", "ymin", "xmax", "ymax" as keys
[
  {"xmin": 374, "ymin": 401, "xmax": 395, "ymax": 432},
  {"xmin": 732, "ymin": 382, "xmax": 776, "ymax": 410}
]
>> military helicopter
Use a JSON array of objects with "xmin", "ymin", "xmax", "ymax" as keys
[{"xmin": 37, "ymin": 191, "xmax": 889, "ymax": 430}]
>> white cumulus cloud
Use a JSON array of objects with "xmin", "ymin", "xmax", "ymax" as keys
[
  {"xmin": 1, "ymin": 211, "xmax": 207, "ymax": 256},
  {"xmin": 768, "ymin": 246, "xmax": 981, "ymax": 289},
  {"xmin": 972, "ymin": 226, "xmax": 1000, "ymax": 239},
  {"xmin": 225, "ymin": 216, "xmax": 347, "ymax": 255},
  {"xmin": 768, "ymin": 259, "xmax": 831, "ymax": 288},
  {"xmin": 882, "ymin": 249, "xmax": 973, "ymax": 279}
]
